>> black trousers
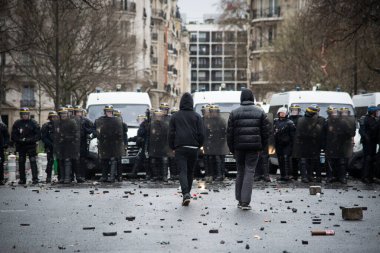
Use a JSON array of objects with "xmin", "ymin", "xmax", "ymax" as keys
[
  {"xmin": 18, "ymin": 146, "xmax": 38, "ymax": 181},
  {"xmin": 175, "ymin": 147, "xmax": 198, "ymax": 195},
  {"xmin": 0, "ymin": 148, "xmax": 4, "ymax": 181},
  {"xmin": 45, "ymin": 148, "xmax": 54, "ymax": 178}
]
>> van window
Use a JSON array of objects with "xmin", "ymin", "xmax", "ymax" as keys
[
  {"xmin": 268, "ymin": 105, "xmax": 282, "ymax": 116},
  {"xmin": 194, "ymin": 103, "xmax": 240, "ymax": 114},
  {"xmin": 88, "ymin": 104, "xmax": 149, "ymax": 127}
]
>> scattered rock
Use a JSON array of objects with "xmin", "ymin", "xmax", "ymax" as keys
[
  {"xmin": 245, "ymin": 244, "xmax": 250, "ymax": 249},
  {"xmin": 281, "ymin": 221, "xmax": 287, "ymax": 224},
  {"xmin": 126, "ymin": 216, "xmax": 136, "ymax": 221},
  {"xmin": 83, "ymin": 227, "xmax": 95, "ymax": 230},
  {"xmin": 209, "ymin": 229, "xmax": 219, "ymax": 234},
  {"xmin": 220, "ymin": 240, "xmax": 225, "ymax": 244},
  {"xmin": 309, "ymin": 186, "xmax": 322, "ymax": 195},
  {"xmin": 124, "ymin": 230, "xmax": 132, "ymax": 233},
  {"xmin": 102, "ymin": 232, "xmax": 117, "ymax": 236},
  {"xmin": 342, "ymin": 207, "xmax": 363, "ymax": 220},
  {"xmin": 20, "ymin": 224, "xmax": 30, "ymax": 226},
  {"xmin": 292, "ymin": 208, "xmax": 297, "ymax": 213},
  {"xmin": 103, "ymin": 191, "xmax": 109, "ymax": 194},
  {"xmin": 302, "ymin": 240, "xmax": 308, "ymax": 245},
  {"xmin": 237, "ymin": 240, "xmax": 243, "ymax": 243},
  {"xmin": 58, "ymin": 245, "xmax": 66, "ymax": 250}
]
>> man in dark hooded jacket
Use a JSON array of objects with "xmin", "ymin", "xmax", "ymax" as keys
[
  {"xmin": 169, "ymin": 93, "xmax": 205, "ymax": 206},
  {"xmin": 227, "ymin": 89, "xmax": 270, "ymax": 210}
]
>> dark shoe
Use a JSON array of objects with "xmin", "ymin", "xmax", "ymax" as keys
[
  {"xmin": 18, "ymin": 179, "xmax": 26, "ymax": 185},
  {"xmin": 237, "ymin": 202, "xmax": 242, "ymax": 209},
  {"xmin": 301, "ymin": 177, "xmax": 309, "ymax": 183},
  {"xmin": 32, "ymin": 179, "xmax": 39, "ymax": 185},
  {"xmin": 182, "ymin": 193, "xmax": 191, "ymax": 206},
  {"xmin": 263, "ymin": 176, "xmax": 271, "ymax": 182},
  {"xmin": 240, "ymin": 202, "xmax": 252, "ymax": 210},
  {"xmin": 46, "ymin": 177, "xmax": 51, "ymax": 183}
]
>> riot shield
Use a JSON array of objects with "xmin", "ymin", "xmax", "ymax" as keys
[
  {"xmin": 326, "ymin": 116, "xmax": 355, "ymax": 158},
  {"xmin": 96, "ymin": 117, "xmax": 124, "ymax": 159},
  {"xmin": 53, "ymin": 118, "xmax": 80, "ymax": 160},
  {"xmin": 203, "ymin": 112, "xmax": 229, "ymax": 155},
  {"xmin": 148, "ymin": 115, "xmax": 172, "ymax": 158},
  {"xmin": 292, "ymin": 116, "xmax": 324, "ymax": 159}
]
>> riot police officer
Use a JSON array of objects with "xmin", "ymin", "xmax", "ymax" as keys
[
  {"xmin": 11, "ymin": 108, "xmax": 41, "ymax": 184},
  {"xmin": 94, "ymin": 105, "xmax": 125, "ymax": 183},
  {"xmin": 289, "ymin": 104, "xmax": 302, "ymax": 180},
  {"xmin": 273, "ymin": 107, "xmax": 296, "ymax": 182},
  {"xmin": 359, "ymin": 106, "xmax": 379, "ymax": 184},
  {"xmin": 293, "ymin": 105, "xmax": 325, "ymax": 183},
  {"xmin": 74, "ymin": 105, "xmax": 94, "ymax": 182},
  {"xmin": 41, "ymin": 111, "xmax": 58, "ymax": 183},
  {"xmin": 200, "ymin": 104, "xmax": 211, "ymax": 181},
  {"xmin": 113, "ymin": 109, "xmax": 128, "ymax": 181},
  {"xmin": 159, "ymin": 103, "xmax": 171, "ymax": 181},
  {"xmin": 65, "ymin": 105, "xmax": 74, "ymax": 117},
  {"xmin": 0, "ymin": 119, "xmax": 10, "ymax": 185},
  {"xmin": 54, "ymin": 107, "xmax": 81, "ymax": 184},
  {"xmin": 128, "ymin": 114, "xmax": 147, "ymax": 179},
  {"xmin": 325, "ymin": 106, "xmax": 339, "ymax": 183}
]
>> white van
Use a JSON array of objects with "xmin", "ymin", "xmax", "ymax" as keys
[
  {"xmin": 193, "ymin": 90, "xmax": 243, "ymax": 114},
  {"xmin": 268, "ymin": 90, "xmax": 357, "ymax": 172},
  {"xmin": 86, "ymin": 91, "xmax": 151, "ymax": 175},
  {"xmin": 352, "ymin": 93, "xmax": 380, "ymax": 119}
]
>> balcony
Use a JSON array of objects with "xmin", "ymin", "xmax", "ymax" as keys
[
  {"xmin": 152, "ymin": 9, "xmax": 166, "ymax": 20},
  {"xmin": 151, "ymin": 57, "xmax": 158, "ymax": 65},
  {"xmin": 20, "ymin": 99, "xmax": 36, "ymax": 107},
  {"xmin": 152, "ymin": 33, "xmax": 158, "ymax": 41},
  {"xmin": 251, "ymin": 7, "xmax": 282, "ymax": 24}
]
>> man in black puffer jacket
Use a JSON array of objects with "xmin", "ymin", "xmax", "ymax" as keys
[
  {"xmin": 227, "ymin": 89, "xmax": 270, "ymax": 210},
  {"xmin": 169, "ymin": 92, "xmax": 204, "ymax": 206}
]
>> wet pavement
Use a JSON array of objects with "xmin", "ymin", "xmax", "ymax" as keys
[{"xmin": 0, "ymin": 179, "xmax": 379, "ymax": 253}]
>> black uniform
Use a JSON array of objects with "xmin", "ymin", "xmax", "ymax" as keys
[
  {"xmin": 41, "ymin": 120, "xmax": 55, "ymax": 181},
  {"xmin": 11, "ymin": 118, "xmax": 41, "ymax": 184},
  {"xmin": 117, "ymin": 121, "xmax": 128, "ymax": 181},
  {"xmin": 273, "ymin": 117, "xmax": 296, "ymax": 180},
  {"xmin": 130, "ymin": 120, "xmax": 149, "ymax": 178},
  {"xmin": 0, "ymin": 122, "xmax": 10, "ymax": 184},
  {"xmin": 289, "ymin": 115, "xmax": 302, "ymax": 179},
  {"xmin": 77, "ymin": 116, "xmax": 94, "ymax": 180},
  {"xmin": 359, "ymin": 114, "xmax": 379, "ymax": 182}
]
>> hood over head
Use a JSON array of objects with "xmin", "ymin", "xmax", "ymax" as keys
[
  {"xmin": 240, "ymin": 89, "xmax": 255, "ymax": 104},
  {"xmin": 180, "ymin": 92, "xmax": 194, "ymax": 111}
]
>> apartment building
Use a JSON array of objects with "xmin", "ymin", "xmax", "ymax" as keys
[{"xmin": 248, "ymin": 0, "xmax": 307, "ymax": 100}]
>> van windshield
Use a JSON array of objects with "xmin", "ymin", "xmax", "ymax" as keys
[
  {"xmin": 194, "ymin": 103, "xmax": 240, "ymax": 114},
  {"xmin": 87, "ymin": 104, "xmax": 149, "ymax": 127},
  {"xmin": 293, "ymin": 103, "xmax": 355, "ymax": 118}
]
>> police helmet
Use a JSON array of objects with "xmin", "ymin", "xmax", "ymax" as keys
[
  {"xmin": 65, "ymin": 105, "xmax": 74, "ymax": 111},
  {"xmin": 209, "ymin": 104, "xmax": 220, "ymax": 112},
  {"xmin": 58, "ymin": 106, "xmax": 68, "ymax": 115},
  {"xmin": 103, "ymin": 104, "xmax": 114, "ymax": 113},
  {"xmin": 20, "ymin": 107, "xmax": 30, "ymax": 114},
  {"xmin": 306, "ymin": 105, "xmax": 318, "ymax": 114},
  {"xmin": 170, "ymin": 108, "xmax": 179, "ymax": 114},
  {"xmin": 290, "ymin": 104, "xmax": 301, "ymax": 111},
  {"xmin": 154, "ymin": 109, "xmax": 164, "ymax": 116},
  {"xmin": 368, "ymin": 106, "xmax": 379, "ymax": 113},
  {"xmin": 47, "ymin": 111, "xmax": 58, "ymax": 119},
  {"xmin": 73, "ymin": 105, "xmax": 82, "ymax": 112},
  {"xmin": 159, "ymin": 103, "xmax": 170, "ymax": 110},
  {"xmin": 310, "ymin": 104, "xmax": 320, "ymax": 112},
  {"xmin": 277, "ymin": 107, "xmax": 288, "ymax": 116},
  {"xmin": 113, "ymin": 109, "xmax": 121, "ymax": 117}
]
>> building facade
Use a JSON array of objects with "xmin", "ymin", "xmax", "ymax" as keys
[
  {"xmin": 187, "ymin": 21, "xmax": 249, "ymax": 93},
  {"xmin": 248, "ymin": 0, "xmax": 307, "ymax": 101}
]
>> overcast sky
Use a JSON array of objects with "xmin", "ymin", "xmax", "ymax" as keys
[{"xmin": 177, "ymin": 0, "xmax": 221, "ymax": 22}]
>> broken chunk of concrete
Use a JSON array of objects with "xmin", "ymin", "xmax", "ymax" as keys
[
  {"xmin": 209, "ymin": 229, "xmax": 219, "ymax": 233},
  {"xmin": 83, "ymin": 227, "xmax": 95, "ymax": 230},
  {"xmin": 342, "ymin": 207, "xmax": 363, "ymax": 220},
  {"xmin": 102, "ymin": 232, "xmax": 117, "ymax": 236},
  {"xmin": 126, "ymin": 216, "xmax": 136, "ymax": 221},
  {"xmin": 309, "ymin": 186, "xmax": 322, "ymax": 195}
]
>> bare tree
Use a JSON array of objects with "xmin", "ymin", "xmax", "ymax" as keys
[{"xmin": 5, "ymin": 0, "xmax": 136, "ymax": 108}]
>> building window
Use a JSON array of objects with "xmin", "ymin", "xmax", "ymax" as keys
[
  {"xmin": 191, "ymin": 83, "xmax": 198, "ymax": 93},
  {"xmin": 224, "ymin": 71, "xmax": 234, "ymax": 81},
  {"xmin": 212, "ymin": 32, "xmax": 223, "ymax": 42},
  {"xmin": 191, "ymin": 71, "xmax": 197, "ymax": 81},
  {"xmin": 211, "ymin": 83, "xmax": 221, "ymax": 91},
  {"xmin": 198, "ymin": 58, "xmax": 209, "ymax": 68},
  {"xmin": 212, "ymin": 71, "xmax": 223, "ymax": 81},
  {"xmin": 190, "ymin": 32, "xmax": 197, "ymax": 42},
  {"xmin": 198, "ymin": 83, "xmax": 210, "ymax": 91},
  {"xmin": 224, "ymin": 44, "xmax": 235, "ymax": 55},
  {"xmin": 212, "ymin": 57, "xmax": 222, "ymax": 68},
  {"xmin": 237, "ymin": 83, "xmax": 247, "ymax": 90},
  {"xmin": 225, "ymin": 31, "xmax": 235, "ymax": 42},
  {"xmin": 198, "ymin": 32, "xmax": 210, "ymax": 42},
  {"xmin": 198, "ymin": 45, "xmax": 209, "ymax": 55},
  {"xmin": 190, "ymin": 58, "xmax": 197, "ymax": 68},
  {"xmin": 198, "ymin": 71, "xmax": 209, "ymax": 81},
  {"xmin": 226, "ymin": 83, "xmax": 235, "ymax": 91},
  {"xmin": 268, "ymin": 25, "xmax": 277, "ymax": 45},
  {"xmin": 237, "ymin": 70, "xmax": 247, "ymax": 81},
  {"xmin": 212, "ymin": 44, "xmax": 223, "ymax": 55},
  {"xmin": 190, "ymin": 45, "xmax": 197, "ymax": 55},
  {"xmin": 224, "ymin": 57, "xmax": 235, "ymax": 68},
  {"xmin": 21, "ymin": 85, "xmax": 36, "ymax": 107}
]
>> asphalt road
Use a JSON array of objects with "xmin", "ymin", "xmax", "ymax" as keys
[{"xmin": 0, "ymin": 179, "xmax": 379, "ymax": 253}]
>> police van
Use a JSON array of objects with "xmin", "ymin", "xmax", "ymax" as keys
[
  {"xmin": 86, "ymin": 91, "xmax": 151, "ymax": 176},
  {"xmin": 268, "ymin": 90, "xmax": 356, "ymax": 173},
  {"xmin": 352, "ymin": 93, "xmax": 380, "ymax": 119},
  {"xmin": 193, "ymin": 90, "xmax": 246, "ymax": 175}
]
